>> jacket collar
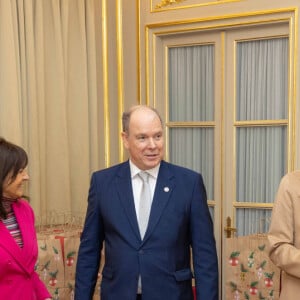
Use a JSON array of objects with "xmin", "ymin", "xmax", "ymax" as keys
[
  {"xmin": 116, "ymin": 160, "xmax": 175, "ymax": 244},
  {"xmin": 0, "ymin": 200, "xmax": 35, "ymax": 275}
]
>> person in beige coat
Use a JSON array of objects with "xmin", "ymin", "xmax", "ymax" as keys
[{"xmin": 268, "ymin": 171, "xmax": 300, "ymax": 299}]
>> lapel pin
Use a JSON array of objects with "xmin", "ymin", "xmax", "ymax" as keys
[{"xmin": 164, "ymin": 187, "xmax": 170, "ymax": 192}]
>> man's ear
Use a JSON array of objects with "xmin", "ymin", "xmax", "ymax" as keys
[{"xmin": 121, "ymin": 131, "xmax": 129, "ymax": 149}]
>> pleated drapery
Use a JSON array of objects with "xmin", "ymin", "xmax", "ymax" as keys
[{"xmin": 0, "ymin": 0, "xmax": 102, "ymax": 221}]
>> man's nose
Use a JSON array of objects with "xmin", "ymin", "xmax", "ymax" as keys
[{"xmin": 148, "ymin": 138, "xmax": 156, "ymax": 148}]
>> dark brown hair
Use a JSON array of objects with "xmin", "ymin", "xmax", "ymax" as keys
[{"xmin": 0, "ymin": 137, "xmax": 28, "ymax": 219}]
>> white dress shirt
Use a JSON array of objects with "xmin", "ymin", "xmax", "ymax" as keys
[{"xmin": 129, "ymin": 160, "xmax": 159, "ymax": 218}]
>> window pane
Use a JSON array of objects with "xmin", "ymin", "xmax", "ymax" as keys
[
  {"xmin": 236, "ymin": 208, "xmax": 272, "ymax": 236},
  {"xmin": 168, "ymin": 44, "xmax": 214, "ymax": 121},
  {"xmin": 236, "ymin": 126, "xmax": 287, "ymax": 203},
  {"xmin": 169, "ymin": 127, "xmax": 214, "ymax": 199},
  {"xmin": 236, "ymin": 37, "xmax": 288, "ymax": 121}
]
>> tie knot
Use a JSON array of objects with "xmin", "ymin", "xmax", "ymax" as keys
[{"xmin": 139, "ymin": 171, "xmax": 149, "ymax": 183}]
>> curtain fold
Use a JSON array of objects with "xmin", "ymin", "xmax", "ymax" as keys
[{"xmin": 0, "ymin": 0, "xmax": 101, "ymax": 221}]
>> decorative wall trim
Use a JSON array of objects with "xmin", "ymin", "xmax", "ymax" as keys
[
  {"xmin": 102, "ymin": 0, "xmax": 111, "ymax": 167},
  {"xmin": 117, "ymin": 0, "xmax": 124, "ymax": 161},
  {"xmin": 155, "ymin": 0, "xmax": 187, "ymax": 9},
  {"xmin": 151, "ymin": 0, "xmax": 242, "ymax": 12}
]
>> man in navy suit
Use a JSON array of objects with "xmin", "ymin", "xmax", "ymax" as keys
[{"xmin": 75, "ymin": 105, "xmax": 219, "ymax": 300}]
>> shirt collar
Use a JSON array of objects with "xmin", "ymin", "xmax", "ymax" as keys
[{"xmin": 129, "ymin": 160, "xmax": 160, "ymax": 179}]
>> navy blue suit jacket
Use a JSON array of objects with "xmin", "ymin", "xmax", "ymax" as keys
[{"xmin": 75, "ymin": 160, "xmax": 218, "ymax": 300}]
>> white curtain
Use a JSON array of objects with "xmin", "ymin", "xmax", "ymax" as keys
[
  {"xmin": 0, "ymin": 0, "xmax": 101, "ymax": 222},
  {"xmin": 235, "ymin": 38, "xmax": 288, "ymax": 235},
  {"xmin": 168, "ymin": 44, "xmax": 215, "ymax": 202}
]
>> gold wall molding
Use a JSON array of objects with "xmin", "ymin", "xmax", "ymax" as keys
[
  {"xmin": 102, "ymin": 0, "xmax": 111, "ymax": 167},
  {"xmin": 155, "ymin": 0, "xmax": 187, "ymax": 9},
  {"xmin": 116, "ymin": 0, "xmax": 124, "ymax": 161},
  {"xmin": 152, "ymin": 0, "xmax": 241, "ymax": 12},
  {"xmin": 146, "ymin": 8, "xmax": 296, "ymax": 28}
]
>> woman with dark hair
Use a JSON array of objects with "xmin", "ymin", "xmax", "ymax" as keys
[{"xmin": 0, "ymin": 137, "xmax": 51, "ymax": 300}]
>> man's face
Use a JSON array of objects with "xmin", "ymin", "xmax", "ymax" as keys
[{"xmin": 122, "ymin": 108, "xmax": 164, "ymax": 170}]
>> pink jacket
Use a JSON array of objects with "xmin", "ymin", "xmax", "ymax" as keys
[{"xmin": 0, "ymin": 199, "xmax": 51, "ymax": 300}]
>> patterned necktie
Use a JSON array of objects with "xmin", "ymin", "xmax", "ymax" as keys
[{"xmin": 138, "ymin": 171, "xmax": 151, "ymax": 239}]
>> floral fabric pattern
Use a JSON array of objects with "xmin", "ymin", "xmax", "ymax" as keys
[{"xmin": 226, "ymin": 234, "xmax": 280, "ymax": 300}]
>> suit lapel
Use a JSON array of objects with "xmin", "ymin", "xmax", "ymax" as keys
[
  {"xmin": 13, "ymin": 201, "xmax": 36, "ymax": 271},
  {"xmin": 0, "ymin": 202, "xmax": 32, "ymax": 275},
  {"xmin": 143, "ymin": 161, "xmax": 175, "ymax": 242},
  {"xmin": 0, "ymin": 221, "xmax": 23, "ymax": 259},
  {"xmin": 116, "ymin": 162, "xmax": 141, "ymax": 241},
  {"xmin": 115, "ymin": 161, "xmax": 175, "ymax": 243}
]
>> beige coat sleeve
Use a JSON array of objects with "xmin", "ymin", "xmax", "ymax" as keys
[{"xmin": 268, "ymin": 171, "xmax": 300, "ymax": 278}]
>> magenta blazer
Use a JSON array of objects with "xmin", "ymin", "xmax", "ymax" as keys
[{"xmin": 0, "ymin": 199, "xmax": 51, "ymax": 300}]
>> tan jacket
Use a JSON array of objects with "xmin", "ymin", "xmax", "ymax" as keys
[{"xmin": 268, "ymin": 171, "xmax": 300, "ymax": 299}]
